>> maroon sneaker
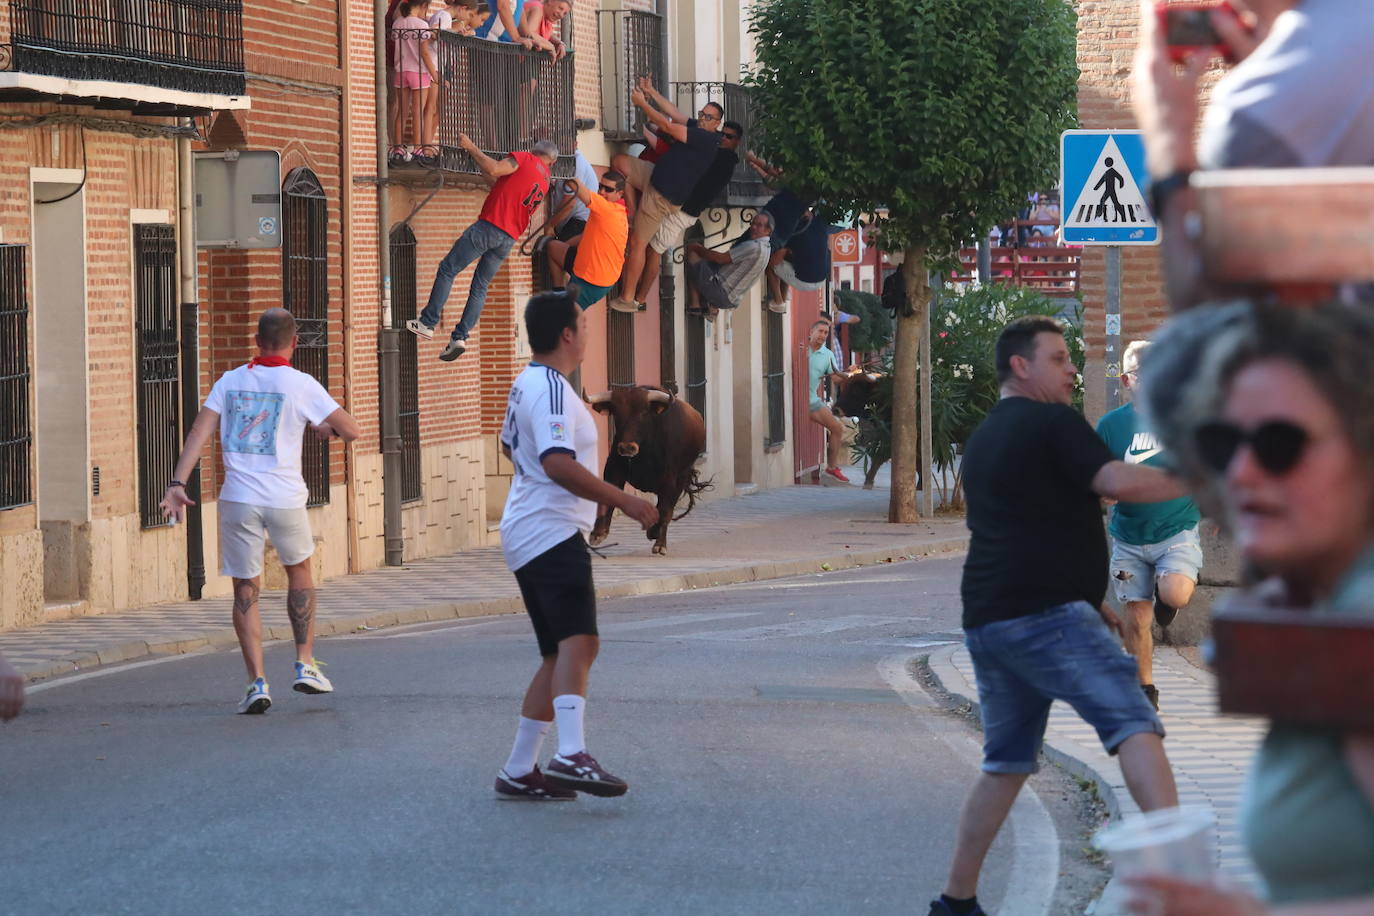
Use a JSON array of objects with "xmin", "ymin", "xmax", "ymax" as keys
[
  {"xmin": 544, "ymin": 751, "xmax": 629, "ymax": 797},
  {"xmin": 494, "ymin": 765, "xmax": 577, "ymax": 801}
]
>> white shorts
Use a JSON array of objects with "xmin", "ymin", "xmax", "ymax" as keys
[
  {"xmin": 218, "ymin": 500, "xmax": 315, "ymax": 579},
  {"xmin": 649, "ymin": 209, "xmax": 699, "ymax": 254},
  {"xmin": 775, "ymin": 259, "xmax": 825, "ymax": 291}
]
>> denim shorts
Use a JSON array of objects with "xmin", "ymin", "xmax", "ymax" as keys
[
  {"xmin": 965, "ymin": 601, "xmax": 1164, "ymax": 774},
  {"xmin": 1110, "ymin": 527, "xmax": 1203, "ymax": 603}
]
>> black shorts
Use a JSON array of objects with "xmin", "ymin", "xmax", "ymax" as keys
[
  {"xmin": 556, "ymin": 217, "xmax": 586, "ymax": 243},
  {"xmin": 562, "ymin": 243, "xmax": 579, "ymax": 276},
  {"xmin": 513, "ymin": 533, "xmax": 597, "ymax": 656}
]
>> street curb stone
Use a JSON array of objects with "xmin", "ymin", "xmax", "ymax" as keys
[{"xmin": 20, "ymin": 536, "xmax": 969, "ymax": 685}]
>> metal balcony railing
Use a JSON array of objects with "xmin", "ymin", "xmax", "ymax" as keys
[
  {"xmin": 432, "ymin": 32, "xmax": 575, "ymax": 179},
  {"xmin": 3, "ymin": 0, "xmax": 245, "ymax": 96},
  {"xmin": 597, "ymin": 9, "xmax": 664, "ymax": 141},
  {"xmin": 672, "ymin": 80, "xmax": 769, "ymax": 208}
]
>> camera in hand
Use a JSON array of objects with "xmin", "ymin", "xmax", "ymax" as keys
[{"xmin": 1155, "ymin": 1, "xmax": 1237, "ymax": 63}]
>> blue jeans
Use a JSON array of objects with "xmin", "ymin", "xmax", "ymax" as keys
[
  {"xmin": 419, "ymin": 219, "xmax": 515, "ymax": 341},
  {"xmin": 965, "ymin": 601, "xmax": 1164, "ymax": 774}
]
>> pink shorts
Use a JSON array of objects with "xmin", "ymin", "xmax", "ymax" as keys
[{"xmin": 392, "ymin": 70, "xmax": 432, "ymax": 90}]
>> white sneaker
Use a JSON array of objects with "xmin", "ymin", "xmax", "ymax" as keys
[
  {"xmin": 293, "ymin": 660, "xmax": 333, "ymax": 695},
  {"xmin": 237, "ymin": 677, "xmax": 271, "ymax": 714},
  {"xmin": 406, "ymin": 319, "xmax": 434, "ymax": 340},
  {"xmin": 608, "ymin": 297, "xmax": 639, "ymax": 314},
  {"xmin": 767, "ymin": 298, "xmax": 789, "ymax": 314}
]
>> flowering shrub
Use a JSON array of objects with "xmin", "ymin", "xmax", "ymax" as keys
[{"xmin": 851, "ymin": 284, "xmax": 1085, "ymax": 506}]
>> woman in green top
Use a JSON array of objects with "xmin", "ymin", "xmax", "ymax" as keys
[{"xmin": 1124, "ymin": 303, "xmax": 1374, "ymax": 914}]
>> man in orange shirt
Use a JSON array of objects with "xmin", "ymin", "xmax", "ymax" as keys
[{"xmin": 543, "ymin": 169, "xmax": 628, "ymax": 310}]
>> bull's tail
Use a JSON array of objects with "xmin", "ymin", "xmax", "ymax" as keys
[{"xmin": 671, "ymin": 468, "xmax": 713, "ymax": 521}]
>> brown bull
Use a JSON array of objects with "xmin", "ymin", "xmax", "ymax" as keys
[{"xmin": 586, "ymin": 386, "xmax": 709, "ymax": 555}]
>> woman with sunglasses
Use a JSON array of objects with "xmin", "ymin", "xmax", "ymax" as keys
[{"xmin": 1126, "ymin": 302, "xmax": 1374, "ymax": 915}]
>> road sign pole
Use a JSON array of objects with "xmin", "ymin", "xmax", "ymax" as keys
[{"xmin": 1105, "ymin": 245, "xmax": 1122, "ymax": 410}]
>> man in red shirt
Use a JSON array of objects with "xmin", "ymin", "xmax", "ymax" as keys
[{"xmin": 409, "ymin": 135, "xmax": 558, "ymax": 361}]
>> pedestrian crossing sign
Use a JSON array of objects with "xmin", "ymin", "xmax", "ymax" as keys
[{"xmin": 1060, "ymin": 130, "xmax": 1159, "ymax": 246}]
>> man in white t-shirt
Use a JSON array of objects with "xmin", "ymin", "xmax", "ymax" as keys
[
  {"xmin": 160, "ymin": 308, "xmax": 361, "ymax": 715},
  {"xmin": 493, "ymin": 289, "xmax": 657, "ymax": 801}
]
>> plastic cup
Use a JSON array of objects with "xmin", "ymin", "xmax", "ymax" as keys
[{"xmin": 1093, "ymin": 806, "xmax": 1216, "ymax": 881}]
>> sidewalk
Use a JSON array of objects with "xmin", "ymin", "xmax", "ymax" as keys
[
  {"xmin": 1, "ymin": 473, "xmax": 969, "ymax": 682},
  {"xmin": 926, "ymin": 642, "xmax": 1267, "ymax": 908}
]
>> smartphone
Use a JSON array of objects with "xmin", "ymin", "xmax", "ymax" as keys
[{"xmin": 1155, "ymin": 1, "xmax": 1236, "ymax": 63}]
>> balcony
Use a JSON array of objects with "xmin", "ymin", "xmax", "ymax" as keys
[
  {"xmin": 427, "ymin": 31, "xmax": 575, "ymax": 179},
  {"xmin": 597, "ymin": 9, "xmax": 664, "ymax": 142},
  {"xmin": 0, "ymin": 0, "xmax": 247, "ymax": 114},
  {"xmin": 672, "ymin": 80, "xmax": 769, "ymax": 208}
]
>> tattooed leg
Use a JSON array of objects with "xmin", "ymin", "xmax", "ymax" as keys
[
  {"xmin": 284, "ymin": 560, "xmax": 316, "ymax": 662},
  {"xmin": 231, "ymin": 576, "xmax": 265, "ymax": 680}
]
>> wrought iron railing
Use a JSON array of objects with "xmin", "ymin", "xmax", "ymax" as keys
[
  {"xmin": 0, "ymin": 245, "xmax": 31, "ymax": 512},
  {"xmin": 764, "ymin": 304, "xmax": 785, "ymax": 448},
  {"xmin": 658, "ymin": 252, "xmax": 676, "ymax": 394},
  {"xmin": 607, "ymin": 309, "xmax": 635, "ymax": 388},
  {"xmin": 134, "ymin": 225, "xmax": 180, "ymax": 529},
  {"xmin": 684, "ymin": 311, "xmax": 707, "ymax": 427},
  {"xmin": 430, "ymin": 32, "xmax": 575, "ymax": 178},
  {"xmin": 672, "ymin": 80, "xmax": 770, "ymax": 208},
  {"xmin": 389, "ymin": 224, "xmax": 422, "ymax": 504},
  {"xmin": 282, "ymin": 167, "xmax": 331, "ymax": 507},
  {"xmin": 4, "ymin": 0, "xmax": 245, "ymax": 96},
  {"xmin": 597, "ymin": 9, "xmax": 665, "ymax": 141}
]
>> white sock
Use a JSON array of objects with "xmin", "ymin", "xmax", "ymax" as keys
[
  {"xmin": 503, "ymin": 716, "xmax": 551, "ymax": 778},
  {"xmin": 554, "ymin": 694, "xmax": 586, "ymax": 757}
]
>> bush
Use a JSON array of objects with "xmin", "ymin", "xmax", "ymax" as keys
[
  {"xmin": 833, "ymin": 289, "xmax": 893, "ymax": 355},
  {"xmin": 851, "ymin": 284, "xmax": 1084, "ymax": 506}
]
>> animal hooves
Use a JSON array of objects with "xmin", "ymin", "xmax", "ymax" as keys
[{"xmin": 652, "ymin": 545, "xmax": 667, "ymax": 555}]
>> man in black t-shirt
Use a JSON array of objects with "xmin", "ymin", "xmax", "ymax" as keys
[
  {"xmin": 765, "ymin": 208, "xmax": 831, "ymax": 311},
  {"xmin": 610, "ymin": 77, "xmax": 722, "ymax": 314},
  {"xmin": 929, "ymin": 316, "xmax": 1184, "ymax": 916}
]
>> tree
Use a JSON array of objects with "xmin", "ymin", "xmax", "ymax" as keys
[{"xmin": 746, "ymin": 0, "xmax": 1078, "ymax": 521}]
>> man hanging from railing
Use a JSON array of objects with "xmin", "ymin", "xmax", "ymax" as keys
[
  {"xmin": 682, "ymin": 210, "xmax": 773, "ymax": 322},
  {"xmin": 407, "ymin": 135, "xmax": 560, "ymax": 362},
  {"xmin": 543, "ymin": 170, "xmax": 629, "ymax": 311},
  {"xmin": 609, "ymin": 77, "xmax": 724, "ymax": 314}
]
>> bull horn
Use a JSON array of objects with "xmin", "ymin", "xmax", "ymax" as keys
[
  {"xmin": 646, "ymin": 389, "xmax": 672, "ymax": 404},
  {"xmin": 586, "ymin": 391, "xmax": 612, "ymax": 404}
]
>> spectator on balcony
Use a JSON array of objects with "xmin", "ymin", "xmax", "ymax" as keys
[
  {"xmin": 544, "ymin": 151, "xmax": 599, "ymax": 287},
  {"xmin": 610, "ymin": 78, "xmax": 724, "ymax": 314},
  {"xmin": 683, "ymin": 210, "xmax": 773, "ymax": 321},
  {"xmin": 544, "ymin": 171, "xmax": 629, "ymax": 311},
  {"xmin": 766, "ymin": 209, "xmax": 831, "ymax": 313},
  {"xmin": 420, "ymin": 0, "xmax": 482, "ymax": 167},
  {"xmin": 631, "ymin": 120, "xmax": 746, "ymax": 309},
  {"xmin": 408, "ymin": 136, "xmax": 559, "ymax": 361},
  {"xmin": 475, "ymin": 0, "xmax": 533, "ymax": 46},
  {"xmin": 520, "ymin": 0, "xmax": 570, "ymax": 61},
  {"xmin": 389, "ymin": 0, "xmax": 438, "ymax": 165}
]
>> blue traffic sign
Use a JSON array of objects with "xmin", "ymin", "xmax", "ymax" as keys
[{"xmin": 1060, "ymin": 130, "xmax": 1159, "ymax": 246}]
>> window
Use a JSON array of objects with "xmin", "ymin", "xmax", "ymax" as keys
[
  {"xmin": 0, "ymin": 245, "xmax": 31, "ymax": 511},
  {"xmin": 658, "ymin": 252, "xmax": 676, "ymax": 393},
  {"xmin": 389, "ymin": 224, "xmax": 422, "ymax": 503},
  {"xmin": 607, "ymin": 309, "xmax": 635, "ymax": 388},
  {"xmin": 282, "ymin": 167, "xmax": 331, "ymax": 507},
  {"xmin": 684, "ymin": 312, "xmax": 707, "ymax": 427},
  {"xmin": 134, "ymin": 225, "xmax": 180, "ymax": 528},
  {"xmin": 764, "ymin": 303, "xmax": 785, "ymax": 448}
]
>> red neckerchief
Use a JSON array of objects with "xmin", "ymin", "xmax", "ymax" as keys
[{"xmin": 247, "ymin": 355, "xmax": 291, "ymax": 369}]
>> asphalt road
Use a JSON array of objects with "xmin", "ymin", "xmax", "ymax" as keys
[{"xmin": 2, "ymin": 556, "xmax": 1101, "ymax": 915}]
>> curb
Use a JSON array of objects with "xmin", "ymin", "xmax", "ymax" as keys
[{"xmin": 20, "ymin": 536, "xmax": 970, "ymax": 684}]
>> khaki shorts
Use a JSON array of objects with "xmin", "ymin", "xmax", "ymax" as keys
[
  {"xmin": 650, "ymin": 208, "xmax": 699, "ymax": 254},
  {"xmin": 633, "ymin": 184, "xmax": 681, "ymax": 243},
  {"xmin": 218, "ymin": 500, "xmax": 315, "ymax": 579}
]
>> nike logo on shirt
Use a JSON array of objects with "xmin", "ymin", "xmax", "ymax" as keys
[{"xmin": 1126, "ymin": 446, "xmax": 1162, "ymax": 464}]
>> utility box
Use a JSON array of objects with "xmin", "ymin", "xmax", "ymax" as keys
[{"xmin": 195, "ymin": 150, "xmax": 282, "ymax": 249}]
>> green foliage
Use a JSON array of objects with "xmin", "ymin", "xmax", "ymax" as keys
[
  {"xmin": 850, "ymin": 285, "xmax": 1085, "ymax": 499},
  {"xmin": 833, "ymin": 289, "xmax": 893, "ymax": 354},
  {"xmin": 745, "ymin": 0, "xmax": 1079, "ymax": 263}
]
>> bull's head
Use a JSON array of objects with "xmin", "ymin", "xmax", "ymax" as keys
[{"xmin": 587, "ymin": 387, "xmax": 673, "ymax": 458}]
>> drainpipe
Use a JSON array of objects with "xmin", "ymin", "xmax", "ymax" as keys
[
  {"xmin": 177, "ymin": 121, "xmax": 206, "ymax": 599},
  {"xmin": 377, "ymin": 0, "xmax": 404, "ymax": 566}
]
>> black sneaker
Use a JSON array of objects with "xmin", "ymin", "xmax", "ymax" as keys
[
  {"xmin": 439, "ymin": 337, "xmax": 467, "ymax": 361},
  {"xmin": 544, "ymin": 751, "xmax": 629, "ymax": 797},
  {"xmin": 1153, "ymin": 586, "xmax": 1180, "ymax": 628},
  {"xmin": 928, "ymin": 898, "xmax": 987, "ymax": 916},
  {"xmin": 1143, "ymin": 683, "xmax": 1160, "ymax": 711},
  {"xmin": 494, "ymin": 765, "xmax": 577, "ymax": 801}
]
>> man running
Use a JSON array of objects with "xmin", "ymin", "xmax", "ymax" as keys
[
  {"xmin": 408, "ymin": 135, "xmax": 558, "ymax": 361},
  {"xmin": 542, "ymin": 169, "xmax": 628, "ymax": 311},
  {"xmin": 161, "ymin": 308, "xmax": 361, "ymax": 715},
  {"xmin": 494, "ymin": 290, "xmax": 658, "ymax": 800}
]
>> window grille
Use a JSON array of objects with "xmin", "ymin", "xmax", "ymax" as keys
[
  {"xmin": 0, "ymin": 246, "xmax": 32, "ymax": 511},
  {"xmin": 764, "ymin": 303, "xmax": 785, "ymax": 448},
  {"xmin": 607, "ymin": 309, "xmax": 635, "ymax": 388},
  {"xmin": 658, "ymin": 252, "xmax": 676, "ymax": 393},
  {"xmin": 597, "ymin": 10, "xmax": 666, "ymax": 140},
  {"xmin": 282, "ymin": 167, "xmax": 331, "ymax": 507},
  {"xmin": 389, "ymin": 224, "xmax": 422, "ymax": 503},
  {"xmin": 684, "ymin": 312, "xmax": 707, "ymax": 428},
  {"xmin": 135, "ymin": 225, "xmax": 180, "ymax": 527}
]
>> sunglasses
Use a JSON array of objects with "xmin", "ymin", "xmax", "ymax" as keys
[
  {"xmin": 599, "ymin": 184, "xmax": 621, "ymax": 193},
  {"xmin": 697, "ymin": 109, "xmax": 720, "ymax": 120},
  {"xmin": 1194, "ymin": 419, "xmax": 1310, "ymax": 476},
  {"xmin": 723, "ymin": 132, "xmax": 740, "ymax": 141}
]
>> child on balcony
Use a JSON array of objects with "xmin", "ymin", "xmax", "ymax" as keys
[
  {"xmin": 389, "ymin": 0, "xmax": 437, "ymax": 165},
  {"xmin": 421, "ymin": 0, "xmax": 484, "ymax": 166}
]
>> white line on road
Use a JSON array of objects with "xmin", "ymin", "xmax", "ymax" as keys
[
  {"xmin": 362, "ymin": 618, "xmax": 513, "ymax": 640},
  {"xmin": 684, "ymin": 615, "xmax": 920, "ymax": 641},
  {"xmin": 878, "ymin": 654, "xmax": 1061, "ymax": 916},
  {"xmin": 26, "ymin": 649, "xmax": 216, "ymax": 694},
  {"xmin": 601, "ymin": 611, "xmax": 762, "ymax": 632}
]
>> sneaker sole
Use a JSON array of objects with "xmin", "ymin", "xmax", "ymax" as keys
[
  {"xmin": 239, "ymin": 697, "xmax": 271, "ymax": 715},
  {"xmin": 407, "ymin": 327, "xmax": 434, "ymax": 341},
  {"xmin": 293, "ymin": 681, "xmax": 332, "ymax": 695},
  {"xmin": 494, "ymin": 790, "xmax": 577, "ymax": 802},
  {"xmin": 438, "ymin": 349, "xmax": 465, "ymax": 362},
  {"xmin": 543, "ymin": 772, "xmax": 629, "ymax": 798}
]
